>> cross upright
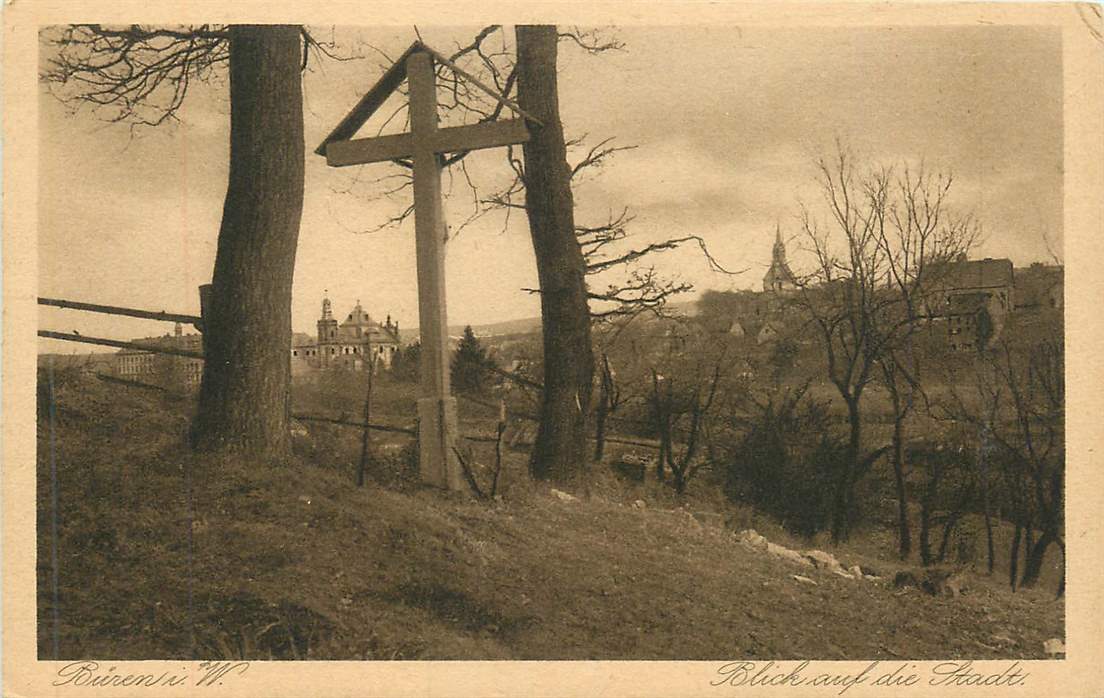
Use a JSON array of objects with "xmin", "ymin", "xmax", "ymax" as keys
[{"xmin": 316, "ymin": 43, "xmax": 535, "ymax": 491}]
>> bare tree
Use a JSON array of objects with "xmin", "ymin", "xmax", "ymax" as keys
[
  {"xmin": 649, "ymin": 349, "xmax": 725, "ymax": 495},
  {"xmin": 581, "ymin": 215, "xmax": 735, "ymax": 320},
  {"xmin": 587, "ymin": 317, "xmax": 667, "ymax": 463},
  {"xmin": 514, "ymin": 25, "xmax": 595, "ymax": 482},
  {"xmin": 431, "ymin": 27, "xmax": 729, "ymax": 321},
  {"xmin": 872, "ymin": 164, "xmax": 978, "ymax": 558},
  {"xmin": 942, "ymin": 334, "xmax": 1064, "ymax": 593},
  {"xmin": 795, "ymin": 144, "xmax": 976, "ymax": 544}
]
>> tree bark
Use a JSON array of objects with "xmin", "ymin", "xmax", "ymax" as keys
[
  {"xmin": 516, "ymin": 25, "xmax": 595, "ymax": 483},
  {"xmin": 1023, "ymin": 524, "xmax": 1035, "ymax": 575},
  {"xmin": 192, "ymin": 26, "xmax": 305, "ymax": 460}
]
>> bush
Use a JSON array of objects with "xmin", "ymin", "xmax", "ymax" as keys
[{"xmin": 722, "ymin": 388, "xmax": 844, "ymax": 538}]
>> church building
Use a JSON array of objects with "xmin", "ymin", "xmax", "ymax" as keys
[
  {"xmin": 291, "ymin": 295, "xmax": 401, "ymax": 372},
  {"xmin": 762, "ymin": 226, "xmax": 798, "ymax": 293}
]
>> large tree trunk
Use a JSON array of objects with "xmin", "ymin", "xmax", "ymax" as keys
[
  {"xmin": 192, "ymin": 25, "xmax": 305, "ymax": 460},
  {"xmin": 516, "ymin": 25, "xmax": 595, "ymax": 482}
]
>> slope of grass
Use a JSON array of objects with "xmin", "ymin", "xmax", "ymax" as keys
[{"xmin": 36, "ymin": 369, "xmax": 1063, "ymax": 660}]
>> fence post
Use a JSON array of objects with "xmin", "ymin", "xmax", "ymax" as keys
[
  {"xmin": 197, "ymin": 284, "xmax": 213, "ymax": 334},
  {"xmin": 198, "ymin": 284, "xmax": 212, "ymax": 388}
]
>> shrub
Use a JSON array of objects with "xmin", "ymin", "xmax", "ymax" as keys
[{"xmin": 722, "ymin": 387, "xmax": 844, "ymax": 538}]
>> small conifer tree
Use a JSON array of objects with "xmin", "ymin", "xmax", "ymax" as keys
[{"xmin": 451, "ymin": 326, "xmax": 494, "ymax": 395}]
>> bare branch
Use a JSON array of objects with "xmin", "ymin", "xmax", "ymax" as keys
[
  {"xmin": 41, "ymin": 24, "xmax": 231, "ymax": 127},
  {"xmin": 557, "ymin": 27, "xmax": 626, "ymax": 53},
  {"xmin": 570, "ymin": 137, "xmax": 637, "ymax": 179}
]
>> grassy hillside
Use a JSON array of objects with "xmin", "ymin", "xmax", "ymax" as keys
[{"xmin": 36, "ymin": 368, "xmax": 1063, "ymax": 660}]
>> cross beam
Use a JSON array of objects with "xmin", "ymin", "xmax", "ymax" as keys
[
  {"xmin": 324, "ymin": 118, "xmax": 529, "ymax": 167},
  {"xmin": 319, "ymin": 48, "xmax": 530, "ymax": 491}
]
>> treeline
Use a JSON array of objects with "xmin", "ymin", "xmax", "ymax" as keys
[{"xmin": 575, "ymin": 292, "xmax": 1064, "ymax": 596}]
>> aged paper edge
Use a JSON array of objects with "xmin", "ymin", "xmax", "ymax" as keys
[{"xmin": 4, "ymin": 2, "xmax": 1103, "ymax": 697}]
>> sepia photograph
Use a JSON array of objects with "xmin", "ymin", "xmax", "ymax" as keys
[{"xmin": 5, "ymin": 2, "xmax": 1104, "ymax": 695}]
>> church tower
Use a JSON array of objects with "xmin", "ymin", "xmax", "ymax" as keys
[
  {"xmin": 762, "ymin": 225, "xmax": 798, "ymax": 293},
  {"xmin": 317, "ymin": 292, "xmax": 339, "ymax": 368}
]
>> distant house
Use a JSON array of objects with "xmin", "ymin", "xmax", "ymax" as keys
[
  {"xmin": 756, "ymin": 322, "xmax": 781, "ymax": 345},
  {"xmin": 927, "ymin": 256, "xmax": 1015, "ymax": 315},
  {"xmin": 944, "ymin": 292, "xmax": 1004, "ymax": 352},
  {"xmin": 1014, "ymin": 262, "xmax": 1063, "ymax": 311},
  {"xmin": 713, "ymin": 238, "xmax": 1039, "ymax": 355},
  {"xmin": 925, "ymin": 256, "xmax": 1015, "ymax": 351},
  {"xmin": 290, "ymin": 332, "xmax": 317, "ymax": 377}
]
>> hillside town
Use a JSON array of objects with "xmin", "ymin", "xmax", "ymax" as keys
[{"xmin": 108, "ymin": 234, "xmax": 1064, "ymax": 391}]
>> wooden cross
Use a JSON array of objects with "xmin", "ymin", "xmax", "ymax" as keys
[{"xmin": 317, "ymin": 42, "xmax": 535, "ymax": 491}]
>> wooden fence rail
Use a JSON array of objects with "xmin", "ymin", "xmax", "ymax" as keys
[
  {"xmin": 290, "ymin": 412, "xmax": 504, "ymax": 444},
  {"xmin": 37, "ymin": 331, "xmax": 205, "ymax": 359},
  {"xmin": 38, "ymin": 296, "xmax": 202, "ymax": 326},
  {"xmin": 459, "ymin": 394, "xmax": 660, "ymax": 450},
  {"xmin": 291, "ymin": 412, "xmax": 416, "ymax": 436},
  {"xmin": 295, "ymin": 402, "xmax": 662, "ymax": 451}
]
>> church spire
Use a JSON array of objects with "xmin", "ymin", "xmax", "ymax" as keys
[
  {"xmin": 321, "ymin": 291, "xmax": 333, "ymax": 321},
  {"xmin": 763, "ymin": 225, "xmax": 797, "ymax": 293}
]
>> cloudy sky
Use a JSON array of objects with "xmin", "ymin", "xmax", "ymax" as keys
[{"xmin": 37, "ymin": 24, "xmax": 1062, "ymax": 351}]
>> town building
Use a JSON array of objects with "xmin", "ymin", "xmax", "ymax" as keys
[
  {"xmin": 732, "ymin": 234, "xmax": 1042, "ymax": 353},
  {"xmin": 930, "ymin": 258, "xmax": 1063, "ymax": 352},
  {"xmin": 762, "ymin": 225, "xmax": 799, "ymax": 294},
  {"xmin": 924, "ymin": 256, "xmax": 1015, "ymax": 352},
  {"xmin": 1014, "ymin": 262, "xmax": 1064, "ymax": 311},
  {"xmin": 943, "ymin": 292, "xmax": 1004, "ymax": 353},
  {"xmin": 927, "ymin": 255, "xmax": 1015, "ymax": 315},
  {"xmin": 114, "ymin": 322, "xmax": 204, "ymax": 389},
  {"xmin": 723, "ymin": 230, "xmax": 803, "ymax": 342},
  {"xmin": 290, "ymin": 295, "xmax": 401, "ymax": 373},
  {"xmin": 113, "ymin": 295, "xmax": 402, "ymax": 388}
]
